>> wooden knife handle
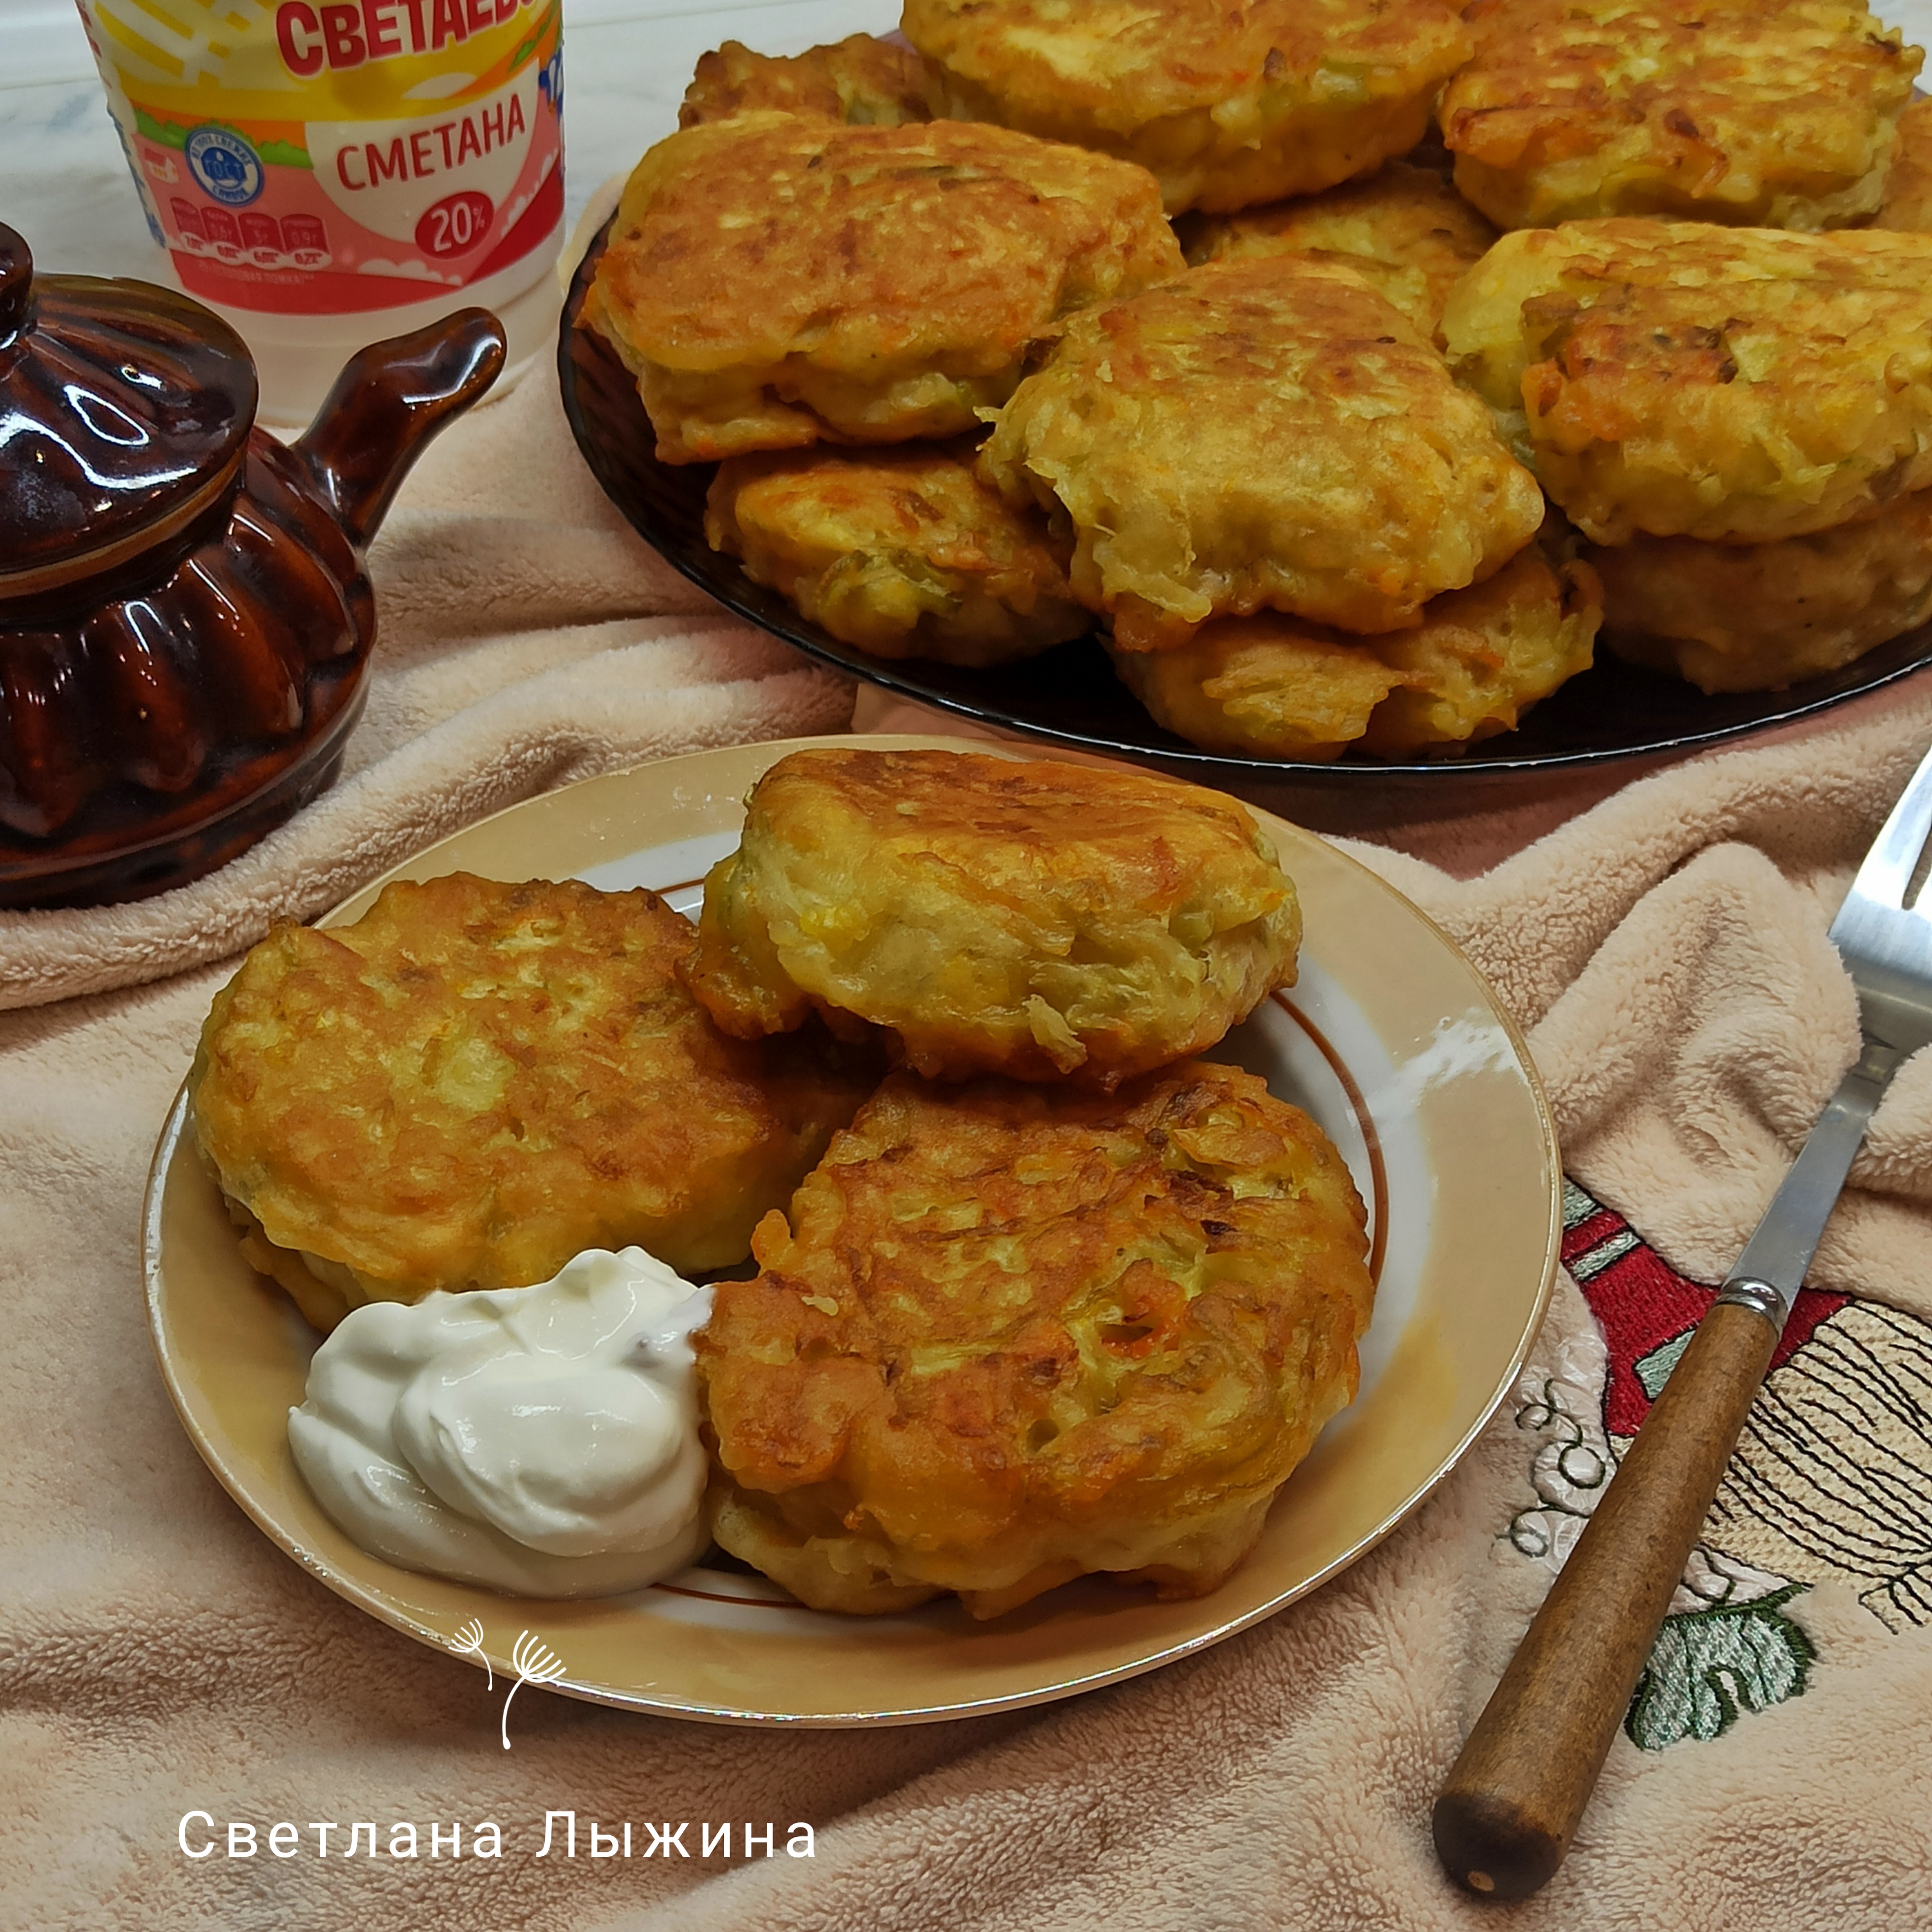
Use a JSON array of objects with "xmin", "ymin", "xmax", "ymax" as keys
[{"xmin": 1432, "ymin": 1297, "xmax": 1781, "ymax": 1901}]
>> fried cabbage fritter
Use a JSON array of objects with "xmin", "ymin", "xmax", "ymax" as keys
[
  {"xmin": 1873, "ymin": 96, "xmax": 1932, "ymax": 231},
  {"xmin": 678, "ymin": 34, "xmax": 931, "ymax": 128},
  {"xmin": 704, "ymin": 442, "xmax": 1088, "ymax": 665},
  {"xmin": 683, "ymin": 747, "xmax": 1300, "ymax": 1088},
  {"xmin": 1593, "ymin": 487, "xmax": 1932, "ymax": 693},
  {"xmin": 1438, "ymin": 0, "xmax": 1919, "ymax": 230},
  {"xmin": 583, "ymin": 114, "xmax": 1182, "ymax": 464},
  {"xmin": 1179, "ymin": 159, "xmax": 1499, "ymax": 335},
  {"xmin": 901, "ymin": 0, "xmax": 1471, "ymax": 215},
  {"xmin": 698, "ymin": 1063, "xmax": 1375, "ymax": 1618},
  {"xmin": 1440, "ymin": 220, "xmax": 1932, "ymax": 544},
  {"xmin": 981, "ymin": 254, "xmax": 1545, "ymax": 647},
  {"xmin": 1117, "ymin": 625, "xmax": 1407, "ymax": 765},
  {"xmin": 1111, "ymin": 538, "xmax": 1601, "ymax": 760},
  {"xmin": 190, "ymin": 874, "xmax": 880, "ymax": 1332}
]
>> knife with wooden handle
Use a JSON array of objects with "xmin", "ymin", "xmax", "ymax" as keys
[{"xmin": 1433, "ymin": 738, "xmax": 1932, "ymax": 1900}]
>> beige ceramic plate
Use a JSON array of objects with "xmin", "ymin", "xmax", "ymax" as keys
[{"xmin": 145, "ymin": 735, "xmax": 1560, "ymax": 1726}]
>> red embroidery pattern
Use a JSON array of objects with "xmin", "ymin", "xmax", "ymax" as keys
[
  {"xmin": 1559, "ymin": 1180, "xmax": 1932, "ymax": 1633},
  {"xmin": 1562, "ymin": 1197, "xmax": 1848, "ymax": 1439}
]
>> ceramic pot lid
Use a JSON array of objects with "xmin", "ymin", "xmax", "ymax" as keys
[{"xmin": 0, "ymin": 223, "xmax": 258, "ymax": 597}]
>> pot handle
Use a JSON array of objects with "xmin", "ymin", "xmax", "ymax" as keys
[
  {"xmin": 0, "ymin": 225, "xmax": 31, "ymax": 351},
  {"xmin": 294, "ymin": 308, "xmax": 507, "ymax": 550}
]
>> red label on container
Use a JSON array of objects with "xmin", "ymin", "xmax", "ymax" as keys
[{"xmin": 124, "ymin": 17, "xmax": 561, "ymax": 316}]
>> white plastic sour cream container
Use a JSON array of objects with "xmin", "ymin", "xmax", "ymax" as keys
[
  {"xmin": 289, "ymin": 1248, "xmax": 713, "ymax": 1598},
  {"xmin": 76, "ymin": 0, "xmax": 565, "ymax": 427}
]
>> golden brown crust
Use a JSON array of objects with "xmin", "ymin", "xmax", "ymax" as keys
[
  {"xmin": 1179, "ymin": 159, "xmax": 1499, "ymax": 335},
  {"xmin": 1593, "ymin": 487, "xmax": 1932, "ymax": 692},
  {"xmin": 704, "ymin": 442, "xmax": 1088, "ymax": 665},
  {"xmin": 1111, "ymin": 537, "xmax": 1601, "ymax": 760},
  {"xmin": 1357, "ymin": 543, "xmax": 1602, "ymax": 755},
  {"xmin": 583, "ymin": 114, "xmax": 1183, "ymax": 463},
  {"xmin": 678, "ymin": 35, "xmax": 931, "ymax": 129},
  {"xmin": 1440, "ymin": 220, "xmax": 1932, "ymax": 545},
  {"xmin": 190, "ymin": 874, "xmax": 881, "ymax": 1323},
  {"xmin": 1438, "ymin": 0, "xmax": 1920, "ymax": 230},
  {"xmin": 981, "ymin": 253, "xmax": 1545, "ymax": 644},
  {"xmin": 682, "ymin": 747, "xmax": 1301, "ymax": 1087},
  {"xmin": 698, "ymin": 1063, "xmax": 1374, "ymax": 1618},
  {"xmin": 902, "ymin": 0, "xmax": 1471, "ymax": 214},
  {"xmin": 1873, "ymin": 96, "xmax": 1932, "ymax": 231},
  {"xmin": 1116, "ymin": 628, "xmax": 1406, "ymax": 765}
]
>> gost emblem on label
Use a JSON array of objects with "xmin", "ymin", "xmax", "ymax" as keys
[
  {"xmin": 76, "ymin": 0, "xmax": 563, "ymax": 316},
  {"xmin": 184, "ymin": 126, "xmax": 265, "ymax": 206}
]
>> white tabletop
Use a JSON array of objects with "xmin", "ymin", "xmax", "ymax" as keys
[{"xmin": 1, "ymin": 0, "xmax": 1928, "ymax": 284}]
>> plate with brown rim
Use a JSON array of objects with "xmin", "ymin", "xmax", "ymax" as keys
[{"xmin": 145, "ymin": 734, "xmax": 1559, "ymax": 1724}]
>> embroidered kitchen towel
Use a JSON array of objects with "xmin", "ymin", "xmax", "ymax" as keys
[
  {"xmin": 0, "ymin": 364, "xmax": 855, "ymax": 1012},
  {"xmin": 6, "ymin": 663, "xmax": 1932, "ymax": 1928}
]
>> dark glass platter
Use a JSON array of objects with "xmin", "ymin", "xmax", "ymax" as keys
[{"xmin": 558, "ymin": 220, "xmax": 1932, "ymax": 831}]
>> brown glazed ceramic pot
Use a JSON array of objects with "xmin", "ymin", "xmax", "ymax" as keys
[{"xmin": 0, "ymin": 223, "xmax": 506, "ymax": 908}]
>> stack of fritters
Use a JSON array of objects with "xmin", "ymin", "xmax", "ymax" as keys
[
  {"xmin": 1442, "ymin": 220, "xmax": 1932, "ymax": 690},
  {"xmin": 584, "ymin": 101, "xmax": 1182, "ymax": 665},
  {"xmin": 980, "ymin": 252, "xmax": 1571, "ymax": 750},
  {"xmin": 619, "ymin": 7, "xmax": 1932, "ymax": 745},
  {"xmin": 1438, "ymin": 0, "xmax": 1920, "ymax": 229},
  {"xmin": 1108, "ymin": 164, "xmax": 1602, "ymax": 756},
  {"xmin": 687, "ymin": 746, "xmax": 1374, "ymax": 1618},
  {"xmin": 900, "ymin": 0, "xmax": 1473, "ymax": 214},
  {"xmin": 191, "ymin": 874, "xmax": 879, "ymax": 1331},
  {"xmin": 602, "ymin": 21, "xmax": 1622, "ymax": 754}
]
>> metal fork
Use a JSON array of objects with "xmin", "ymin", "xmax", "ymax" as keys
[{"xmin": 1432, "ymin": 739, "xmax": 1932, "ymax": 1902}]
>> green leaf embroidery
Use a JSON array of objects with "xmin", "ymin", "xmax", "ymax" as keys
[
  {"xmin": 1633, "ymin": 1329, "xmax": 1692, "ymax": 1398},
  {"xmin": 1625, "ymin": 1585, "xmax": 1815, "ymax": 1751}
]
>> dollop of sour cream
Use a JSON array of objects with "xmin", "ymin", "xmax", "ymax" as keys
[{"xmin": 288, "ymin": 1248, "xmax": 713, "ymax": 1598}]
